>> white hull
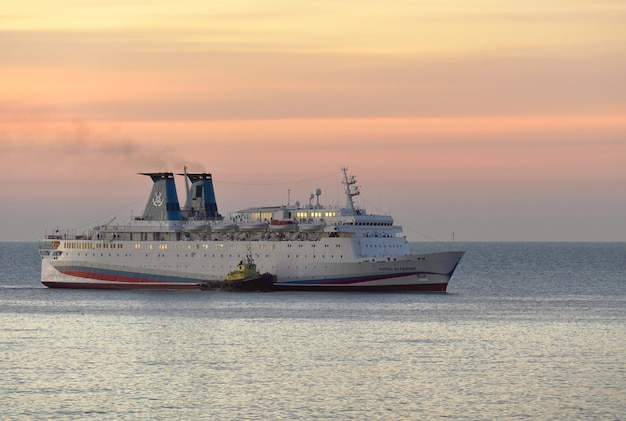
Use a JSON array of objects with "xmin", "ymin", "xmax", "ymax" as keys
[{"xmin": 41, "ymin": 237, "xmax": 463, "ymax": 291}]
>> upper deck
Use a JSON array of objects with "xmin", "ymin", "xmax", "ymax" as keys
[{"xmin": 44, "ymin": 167, "xmax": 405, "ymax": 243}]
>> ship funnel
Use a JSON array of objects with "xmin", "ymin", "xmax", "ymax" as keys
[
  {"xmin": 139, "ymin": 172, "xmax": 182, "ymax": 221},
  {"xmin": 181, "ymin": 173, "xmax": 219, "ymax": 219}
]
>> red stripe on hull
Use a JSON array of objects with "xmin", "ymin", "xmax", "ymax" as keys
[
  {"xmin": 60, "ymin": 270, "xmax": 173, "ymax": 284},
  {"xmin": 42, "ymin": 281, "xmax": 201, "ymax": 290}
]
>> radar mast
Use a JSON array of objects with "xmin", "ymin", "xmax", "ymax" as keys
[{"xmin": 341, "ymin": 167, "xmax": 360, "ymax": 214}]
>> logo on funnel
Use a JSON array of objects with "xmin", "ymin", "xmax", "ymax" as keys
[{"xmin": 152, "ymin": 192, "xmax": 164, "ymax": 207}]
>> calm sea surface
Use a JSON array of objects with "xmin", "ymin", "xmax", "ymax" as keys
[{"xmin": 1, "ymin": 242, "xmax": 624, "ymax": 420}]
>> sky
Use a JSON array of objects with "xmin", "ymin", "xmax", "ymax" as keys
[{"xmin": 1, "ymin": 0, "xmax": 625, "ymax": 242}]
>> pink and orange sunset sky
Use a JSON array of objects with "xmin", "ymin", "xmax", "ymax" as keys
[{"xmin": 1, "ymin": 0, "xmax": 625, "ymax": 241}]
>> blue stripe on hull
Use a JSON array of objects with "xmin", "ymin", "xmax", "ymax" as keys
[
  {"xmin": 273, "ymin": 283, "xmax": 448, "ymax": 292},
  {"xmin": 276, "ymin": 271, "xmax": 435, "ymax": 285},
  {"xmin": 274, "ymin": 272, "xmax": 449, "ymax": 292}
]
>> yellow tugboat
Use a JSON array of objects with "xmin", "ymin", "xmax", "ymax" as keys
[
  {"xmin": 226, "ymin": 256, "xmax": 262, "ymax": 282},
  {"xmin": 200, "ymin": 255, "xmax": 276, "ymax": 291}
]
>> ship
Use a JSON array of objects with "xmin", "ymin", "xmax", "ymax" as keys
[
  {"xmin": 39, "ymin": 167, "xmax": 464, "ymax": 291},
  {"xmin": 199, "ymin": 255, "xmax": 276, "ymax": 291}
]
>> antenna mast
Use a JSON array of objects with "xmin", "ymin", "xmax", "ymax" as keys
[
  {"xmin": 341, "ymin": 167, "xmax": 360, "ymax": 213},
  {"xmin": 183, "ymin": 165, "xmax": 191, "ymax": 210}
]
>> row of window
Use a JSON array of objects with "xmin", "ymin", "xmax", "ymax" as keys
[
  {"xmin": 355, "ymin": 222, "xmax": 392, "ymax": 226},
  {"xmin": 295, "ymin": 211, "xmax": 338, "ymax": 218},
  {"xmin": 64, "ymin": 242, "xmax": 122, "ymax": 249},
  {"xmin": 65, "ymin": 242, "xmax": 401, "ymax": 253},
  {"xmin": 132, "ymin": 243, "xmax": 281, "ymax": 251},
  {"xmin": 67, "ymin": 240, "xmax": 353, "ymax": 251},
  {"xmin": 64, "ymin": 242, "xmax": 93, "ymax": 249},
  {"xmin": 72, "ymin": 252, "xmax": 344, "ymax": 260}
]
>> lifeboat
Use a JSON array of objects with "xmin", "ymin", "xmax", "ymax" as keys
[
  {"xmin": 211, "ymin": 222, "xmax": 238, "ymax": 232},
  {"xmin": 183, "ymin": 222, "xmax": 211, "ymax": 232},
  {"xmin": 268, "ymin": 219, "xmax": 296, "ymax": 231},
  {"xmin": 298, "ymin": 222, "xmax": 325, "ymax": 232},
  {"xmin": 238, "ymin": 221, "xmax": 269, "ymax": 231}
]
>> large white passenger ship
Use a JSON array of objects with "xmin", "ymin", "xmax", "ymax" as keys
[{"xmin": 39, "ymin": 168, "xmax": 464, "ymax": 291}]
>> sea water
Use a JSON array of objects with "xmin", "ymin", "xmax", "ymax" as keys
[{"xmin": 1, "ymin": 242, "xmax": 624, "ymax": 420}]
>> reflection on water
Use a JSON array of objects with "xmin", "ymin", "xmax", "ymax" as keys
[
  {"xmin": 3, "ymin": 312, "xmax": 624, "ymax": 419},
  {"xmin": 1, "ymin": 242, "xmax": 625, "ymax": 419}
]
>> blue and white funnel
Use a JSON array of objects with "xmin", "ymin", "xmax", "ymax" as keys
[
  {"xmin": 139, "ymin": 172, "xmax": 182, "ymax": 221},
  {"xmin": 182, "ymin": 173, "xmax": 219, "ymax": 219}
]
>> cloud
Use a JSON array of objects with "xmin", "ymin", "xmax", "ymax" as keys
[
  {"xmin": 6, "ymin": 53, "xmax": 623, "ymax": 122},
  {"xmin": 0, "ymin": 105, "xmax": 207, "ymax": 174}
]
